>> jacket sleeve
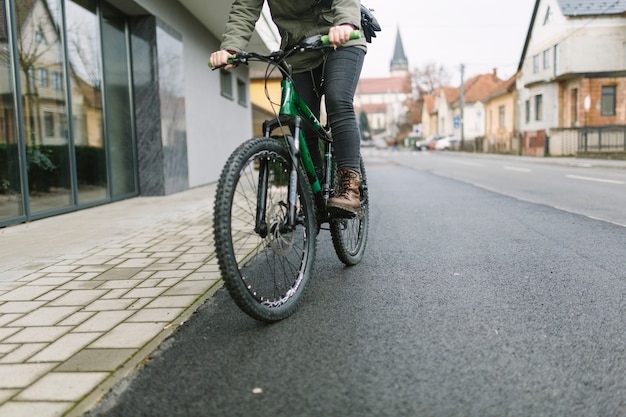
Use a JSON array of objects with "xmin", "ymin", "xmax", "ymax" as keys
[
  {"xmin": 220, "ymin": 0, "xmax": 265, "ymax": 52},
  {"xmin": 331, "ymin": 0, "xmax": 361, "ymax": 29}
]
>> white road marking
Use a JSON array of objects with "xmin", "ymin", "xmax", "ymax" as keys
[
  {"xmin": 566, "ymin": 175, "xmax": 624, "ymax": 185},
  {"xmin": 504, "ymin": 166, "xmax": 532, "ymax": 173}
]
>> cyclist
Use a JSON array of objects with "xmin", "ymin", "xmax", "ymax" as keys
[{"xmin": 209, "ymin": 0, "xmax": 367, "ymax": 217}]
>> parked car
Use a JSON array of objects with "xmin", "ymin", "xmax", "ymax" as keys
[
  {"xmin": 435, "ymin": 136, "xmax": 460, "ymax": 151},
  {"xmin": 414, "ymin": 135, "xmax": 444, "ymax": 151}
]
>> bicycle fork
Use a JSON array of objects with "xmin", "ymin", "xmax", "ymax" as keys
[{"xmin": 254, "ymin": 117, "xmax": 306, "ymax": 237}]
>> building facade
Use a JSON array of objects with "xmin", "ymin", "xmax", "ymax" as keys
[
  {"xmin": 517, "ymin": 0, "xmax": 626, "ymax": 156},
  {"xmin": 0, "ymin": 0, "xmax": 278, "ymax": 227},
  {"xmin": 354, "ymin": 27, "xmax": 411, "ymax": 142}
]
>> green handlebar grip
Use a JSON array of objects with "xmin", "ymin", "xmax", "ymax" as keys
[
  {"xmin": 321, "ymin": 30, "xmax": 361, "ymax": 45},
  {"xmin": 208, "ymin": 54, "xmax": 237, "ymax": 68}
]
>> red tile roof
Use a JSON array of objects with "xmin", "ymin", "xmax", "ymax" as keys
[{"xmin": 356, "ymin": 76, "xmax": 411, "ymax": 94}]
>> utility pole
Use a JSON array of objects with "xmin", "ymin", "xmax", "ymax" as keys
[{"xmin": 460, "ymin": 63, "xmax": 465, "ymax": 151}]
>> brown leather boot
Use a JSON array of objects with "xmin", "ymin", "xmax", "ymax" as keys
[{"xmin": 327, "ymin": 168, "xmax": 361, "ymax": 217}]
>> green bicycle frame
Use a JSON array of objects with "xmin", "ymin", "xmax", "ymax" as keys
[{"xmin": 261, "ymin": 76, "xmax": 333, "ymax": 217}]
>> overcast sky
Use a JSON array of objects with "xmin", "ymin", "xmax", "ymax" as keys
[{"xmin": 359, "ymin": 0, "xmax": 537, "ymax": 83}]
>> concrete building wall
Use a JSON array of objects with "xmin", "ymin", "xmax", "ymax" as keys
[{"xmin": 134, "ymin": 0, "xmax": 253, "ymax": 187}]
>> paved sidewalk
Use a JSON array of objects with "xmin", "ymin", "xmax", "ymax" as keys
[{"xmin": 0, "ymin": 183, "xmax": 222, "ymax": 417}]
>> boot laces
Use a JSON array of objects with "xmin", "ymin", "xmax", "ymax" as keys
[{"xmin": 336, "ymin": 169, "xmax": 357, "ymax": 197}]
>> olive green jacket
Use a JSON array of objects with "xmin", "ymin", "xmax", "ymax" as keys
[{"xmin": 220, "ymin": 0, "xmax": 366, "ymax": 73}]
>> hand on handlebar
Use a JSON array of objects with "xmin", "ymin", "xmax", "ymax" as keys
[
  {"xmin": 210, "ymin": 50, "xmax": 236, "ymax": 70},
  {"xmin": 327, "ymin": 24, "xmax": 357, "ymax": 48}
]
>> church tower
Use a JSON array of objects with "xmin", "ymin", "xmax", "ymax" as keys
[{"xmin": 390, "ymin": 27, "xmax": 409, "ymax": 77}]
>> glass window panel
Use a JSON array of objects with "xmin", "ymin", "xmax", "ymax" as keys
[
  {"xmin": 16, "ymin": 0, "xmax": 72, "ymax": 214},
  {"xmin": 601, "ymin": 86, "xmax": 616, "ymax": 117},
  {"xmin": 67, "ymin": 0, "xmax": 108, "ymax": 204},
  {"xmin": 102, "ymin": 3, "xmax": 137, "ymax": 198},
  {"xmin": 156, "ymin": 20, "xmax": 188, "ymax": 194},
  {"xmin": 0, "ymin": 0, "xmax": 24, "ymax": 221}
]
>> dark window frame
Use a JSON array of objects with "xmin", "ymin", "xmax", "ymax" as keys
[
  {"xmin": 535, "ymin": 94, "xmax": 543, "ymax": 121},
  {"xmin": 601, "ymin": 85, "xmax": 616, "ymax": 116},
  {"xmin": 220, "ymin": 70, "xmax": 233, "ymax": 100}
]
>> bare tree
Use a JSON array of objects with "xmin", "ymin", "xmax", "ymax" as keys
[{"xmin": 412, "ymin": 62, "xmax": 451, "ymax": 96}]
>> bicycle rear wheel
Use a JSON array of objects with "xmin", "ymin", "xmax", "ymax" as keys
[
  {"xmin": 213, "ymin": 138, "xmax": 317, "ymax": 322},
  {"xmin": 330, "ymin": 157, "xmax": 369, "ymax": 265}
]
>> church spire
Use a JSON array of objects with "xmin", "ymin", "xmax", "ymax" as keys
[{"xmin": 390, "ymin": 27, "xmax": 409, "ymax": 77}]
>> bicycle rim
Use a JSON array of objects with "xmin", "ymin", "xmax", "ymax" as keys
[
  {"xmin": 214, "ymin": 138, "xmax": 316, "ymax": 322},
  {"xmin": 330, "ymin": 157, "xmax": 369, "ymax": 266}
]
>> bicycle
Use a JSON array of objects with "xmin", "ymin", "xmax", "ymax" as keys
[{"xmin": 211, "ymin": 32, "xmax": 369, "ymax": 322}]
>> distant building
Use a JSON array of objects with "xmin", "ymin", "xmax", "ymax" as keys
[
  {"xmin": 355, "ymin": 28, "xmax": 412, "ymax": 141},
  {"xmin": 518, "ymin": 0, "xmax": 626, "ymax": 156}
]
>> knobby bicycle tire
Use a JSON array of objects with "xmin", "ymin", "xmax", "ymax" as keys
[
  {"xmin": 213, "ymin": 137, "xmax": 317, "ymax": 322},
  {"xmin": 330, "ymin": 157, "xmax": 369, "ymax": 266}
]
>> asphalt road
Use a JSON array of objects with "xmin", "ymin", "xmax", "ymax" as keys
[{"xmin": 85, "ymin": 153, "xmax": 626, "ymax": 417}]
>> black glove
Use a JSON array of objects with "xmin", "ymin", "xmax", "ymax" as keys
[{"xmin": 360, "ymin": 4, "xmax": 381, "ymax": 43}]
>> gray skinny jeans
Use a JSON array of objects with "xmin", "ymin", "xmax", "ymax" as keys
[{"xmin": 292, "ymin": 46, "xmax": 365, "ymax": 177}]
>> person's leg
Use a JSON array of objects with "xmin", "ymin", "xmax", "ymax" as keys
[
  {"xmin": 323, "ymin": 47, "xmax": 365, "ymax": 216},
  {"xmin": 323, "ymin": 47, "xmax": 365, "ymax": 174},
  {"xmin": 291, "ymin": 69, "xmax": 324, "ymax": 180}
]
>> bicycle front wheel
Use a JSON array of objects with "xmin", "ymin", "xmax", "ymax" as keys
[
  {"xmin": 330, "ymin": 156, "xmax": 369, "ymax": 265},
  {"xmin": 213, "ymin": 138, "xmax": 317, "ymax": 322}
]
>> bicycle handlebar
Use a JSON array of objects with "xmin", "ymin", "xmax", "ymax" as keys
[{"xmin": 209, "ymin": 30, "xmax": 361, "ymax": 70}]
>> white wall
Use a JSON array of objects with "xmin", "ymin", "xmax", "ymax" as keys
[{"xmin": 135, "ymin": 0, "xmax": 253, "ymax": 188}]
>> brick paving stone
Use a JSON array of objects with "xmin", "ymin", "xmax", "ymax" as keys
[
  {"xmin": 0, "ymin": 344, "xmax": 17, "ymax": 354},
  {"xmin": 180, "ymin": 262, "xmax": 203, "ymax": 270},
  {"xmin": 73, "ymin": 311, "xmax": 133, "ymax": 333},
  {"xmin": 93, "ymin": 269, "xmax": 144, "ymax": 283},
  {"xmin": 57, "ymin": 311, "xmax": 95, "ymax": 327},
  {"xmin": 156, "ymin": 277, "xmax": 183, "ymax": 287},
  {"xmin": 75, "ymin": 272, "xmax": 101, "ymax": 281},
  {"xmin": 16, "ymin": 372, "xmax": 109, "ymax": 401},
  {"xmin": 56, "ymin": 348, "xmax": 136, "ymax": 372},
  {"xmin": 48, "ymin": 289, "xmax": 107, "ymax": 306},
  {"xmin": 0, "ymin": 314, "xmax": 21, "ymax": 327},
  {"xmin": 127, "ymin": 308, "xmax": 185, "ymax": 323},
  {"xmin": 100, "ymin": 289, "xmax": 128, "ymax": 299},
  {"xmin": 129, "ymin": 271, "xmax": 156, "ymax": 280},
  {"xmin": 39, "ymin": 265, "xmax": 80, "ymax": 274},
  {"xmin": 0, "ymin": 363, "xmax": 56, "ymax": 388},
  {"xmin": 145, "ymin": 295, "xmax": 199, "ymax": 308},
  {"xmin": 90, "ymin": 322, "xmax": 165, "ymax": 349},
  {"xmin": 0, "ymin": 389, "xmax": 18, "ymax": 403},
  {"xmin": 72, "ymin": 256, "xmax": 115, "ymax": 266},
  {"xmin": 164, "ymin": 280, "xmax": 217, "ymax": 296},
  {"xmin": 0, "ymin": 343, "xmax": 47, "ymax": 363},
  {"xmin": 0, "ymin": 401, "xmax": 71, "ymax": 417},
  {"xmin": 9, "ymin": 307, "xmax": 79, "ymax": 327},
  {"xmin": 123, "ymin": 287, "xmax": 168, "ymax": 299},
  {"xmin": 4, "ymin": 327, "xmax": 72, "ymax": 344},
  {"xmin": 35, "ymin": 290, "xmax": 68, "ymax": 302},
  {"xmin": 136, "ymin": 278, "xmax": 163, "ymax": 288},
  {"xmin": 25, "ymin": 277, "xmax": 74, "ymax": 287},
  {"xmin": 150, "ymin": 270, "xmax": 192, "ymax": 279},
  {"xmin": 0, "ymin": 287, "xmax": 56, "ymax": 302},
  {"xmin": 84, "ymin": 299, "xmax": 137, "ymax": 311},
  {"xmin": 127, "ymin": 298, "xmax": 152, "ymax": 310},
  {"xmin": 0, "ymin": 328, "xmax": 20, "ymax": 343},
  {"xmin": 97, "ymin": 248, "xmax": 130, "ymax": 256},
  {"xmin": 73, "ymin": 265, "xmax": 109, "ymax": 273},
  {"xmin": 29, "ymin": 333, "xmax": 101, "ymax": 362},
  {"xmin": 97, "ymin": 280, "xmax": 140, "ymax": 289},
  {"xmin": 57, "ymin": 280, "xmax": 103, "ymax": 290},
  {"xmin": 116, "ymin": 258, "xmax": 155, "ymax": 268},
  {"xmin": 144, "ymin": 263, "xmax": 183, "ymax": 271},
  {"xmin": 15, "ymin": 272, "xmax": 46, "ymax": 282}
]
